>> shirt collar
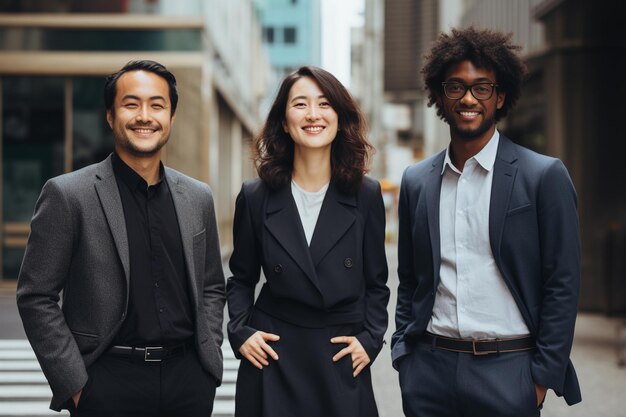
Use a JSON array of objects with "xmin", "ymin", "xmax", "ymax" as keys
[
  {"xmin": 112, "ymin": 152, "xmax": 164, "ymax": 191},
  {"xmin": 441, "ymin": 129, "xmax": 500, "ymax": 175}
]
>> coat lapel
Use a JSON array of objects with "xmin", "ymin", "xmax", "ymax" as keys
[
  {"xmin": 165, "ymin": 169, "xmax": 199, "ymax": 310},
  {"xmin": 93, "ymin": 155, "xmax": 130, "ymax": 286},
  {"xmin": 264, "ymin": 185, "xmax": 321, "ymax": 293},
  {"xmin": 309, "ymin": 182, "xmax": 356, "ymax": 267},
  {"xmin": 489, "ymin": 135, "xmax": 518, "ymax": 261},
  {"xmin": 426, "ymin": 151, "xmax": 445, "ymax": 289}
]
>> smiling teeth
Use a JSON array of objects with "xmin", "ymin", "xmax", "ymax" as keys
[
  {"xmin": 460, "ymin": 112, "xmax": 479, "ymax": 116},
  {"xmin": 304, "ymin": 126, "xmax": 323, "ymax": 133},
  {"xmin": 134, "ymin": 129, "xmax": 155, "ymax": 133}
]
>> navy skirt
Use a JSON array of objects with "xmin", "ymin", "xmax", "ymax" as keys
[{"xmin": 234, "ymin": 308, "xmax": 379, "ymax": 417}]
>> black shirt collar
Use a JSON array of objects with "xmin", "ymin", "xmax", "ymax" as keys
[{"xmin": 112, "ymin": 152, "xmax": 164, "ymax": 192}]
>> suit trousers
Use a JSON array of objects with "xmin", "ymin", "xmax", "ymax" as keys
[
  {"xmin": 68, "ymin": 344, "xmax": 216, "ymax": 417},
  {"xmin": 398, "ymin": 341, "xmax": 541, "ymax": 417}
]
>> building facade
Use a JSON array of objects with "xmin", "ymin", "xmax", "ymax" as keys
[{"xmin": 0, "ymin": 0, "xmax": 271, "ymax": 284}]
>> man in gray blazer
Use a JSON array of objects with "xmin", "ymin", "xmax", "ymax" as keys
[
  {"xmin": 392, "ymin": 28, "xmax": 581, "ymax": 416},
  {"xmin": 17, "ymin": 60, "xmax": 225, "ymax": 416}
]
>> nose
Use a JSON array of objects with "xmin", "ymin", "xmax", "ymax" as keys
[
  {"xmin": 136, "ymin": 103, "xmax": 152, "ymax": 122},
  {"xmin": 306, "ymin": 106, "xmax": 320, "ymax": 121},
  {"xmin": 459, "ymin": 87, "xmax": 477, "ymax": 105}
]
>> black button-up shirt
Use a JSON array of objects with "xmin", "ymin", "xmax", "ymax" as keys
[{"xmin": 112, "ymin": 154, "xmax": 194, "ymax": 346}]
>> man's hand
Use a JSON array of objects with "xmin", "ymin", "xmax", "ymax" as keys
[
  {"xmin": 535, "ymin": 384, "xmax": 548, "ymax": 407},
  {"xmin": 331, "ymin": 336, "xmax": 371, "ymax": 377},
  {"xmin": 239, "ymin": 331, "xmax": 280, "ymax": 369},
  {"xmin": 72, "ymin": 390, "xmax": 82, "ymax": 407}
]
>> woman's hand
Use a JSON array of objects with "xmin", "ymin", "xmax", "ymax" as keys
[
  {"xmin": 239, "ymin": 331, "xmax": 280, "ymax": 369},
  {"xmin": 330, "ymin": 336, "xmax": 371, "ymax": 377}
]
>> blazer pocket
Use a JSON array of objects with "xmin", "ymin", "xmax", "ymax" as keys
[
  {"xmin": 71, "ymin": 330, "xmax": 100, "ymax": 353},
  {"xmin": 506, "ymin": 203, "xmax": 534, "ymax": 217}
]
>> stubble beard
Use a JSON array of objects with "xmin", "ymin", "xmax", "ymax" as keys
[
  {"xmin": 114, "ymin": 126, "xmax": 169, "ymax": 157},
  {"xmin": 447, "ymin": 113, "xmax": 496, "ymax": 140}
]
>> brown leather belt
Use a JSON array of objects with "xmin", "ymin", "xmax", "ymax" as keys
[{"xmin": 420, "ymin": 332, "xmax": 535, "ymax": 355}]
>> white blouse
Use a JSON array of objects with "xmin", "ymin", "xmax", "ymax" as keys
[{"xmin": 291, "ymin": 180, "xmax": 329, "ymax": 246}]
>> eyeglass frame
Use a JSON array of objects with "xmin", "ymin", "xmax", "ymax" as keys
[{"xmin": 441, "ymin": 82, "xmax": 499, "ymax": 101}]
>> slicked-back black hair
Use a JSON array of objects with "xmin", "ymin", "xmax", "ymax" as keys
[
  {"xmin": 422, "ymin": 27, "xmax": 527, "ymax": 122},
  {"xmin": 104, "ymin": 60, "xmax": 178, "ymax": 115}
]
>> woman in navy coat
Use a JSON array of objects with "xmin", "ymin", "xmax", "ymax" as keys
[{"xmin": 227, "ymin": 66, "xmax": 389, "ymax": 417}]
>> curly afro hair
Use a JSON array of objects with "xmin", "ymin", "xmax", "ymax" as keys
[{"xmin": 422, "ymin": 26, "xmax": 527, "ymax": 122}]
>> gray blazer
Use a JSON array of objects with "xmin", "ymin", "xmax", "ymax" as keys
[{"xmin": 16, "ymin": 155, "xmax": 225, "ymax": 411}]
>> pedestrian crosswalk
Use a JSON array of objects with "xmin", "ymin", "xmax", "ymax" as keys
[{"xmin": 0, "ymin": 340, "xmax": 239, "ymax": 417}]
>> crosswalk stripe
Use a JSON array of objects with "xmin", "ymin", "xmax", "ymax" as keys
[{"xmin": 0, "ymin": 339, "xmax": 239, "ymax": 417}]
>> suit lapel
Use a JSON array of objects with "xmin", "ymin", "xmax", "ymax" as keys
[
  {"xmin": 426, "ymin": 151, "xmax": 445, "ymax": 289},
  {"xmin": 489, "ymin": 135, "xmax": 518, "ymax": 261},
  {"xmin": 264, "ymin": 184, "xmax": 321, "ymax": 293},
  {"xmin": 94, "ymin": 156, "xmax": 130, "ymax": 286},
  {"xmin": 165, "ymin": 169, "xmax": 199, "ymax": 310},
  {"xmin": 309, "ymin": 182, "xmax": 356, "ymax": 267}
]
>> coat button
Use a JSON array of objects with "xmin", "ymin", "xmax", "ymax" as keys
[
  {"xmin": 274, "ymin": 264, "xmax": 283, "ymax": 274},
  {"xmin": 344, "ymin": 258, "xmax": 353, "ymax": 268}
]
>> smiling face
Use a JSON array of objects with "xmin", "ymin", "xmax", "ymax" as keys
[
  {"xmin": 283, "ymin": 76, "xmax": 339, "ymax": 155},
  {"xmin": 439, "ymin": 60, "xmax": 505, "ymax": 143},
  {"xmin": 106, "ymin": 70, "xmax": 175, "ymax": 161}
]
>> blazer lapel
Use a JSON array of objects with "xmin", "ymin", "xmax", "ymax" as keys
[
  {"xmin": 94, "ymin": 156, "xmax": 130, "ymax": 286},
  {"xmin": 489, "ymin": 135, "xmax": 518, "ymax": 261},
  {"xmin": 309, "ymin": 182, "xmax": 356, "ymax": 267},
  {"xmin": 426, "ymin": 151, "xmax": 445, "ymax": 289},
  {"xmin": 265, "ymin": 185, "xmax": 321, "ymax": 293},
  {"xmin": 165, "ymin": 169, "xmax": 199, "ymax": 310}
]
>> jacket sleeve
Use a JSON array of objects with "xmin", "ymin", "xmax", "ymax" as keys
[
  {"xmin": 201, "ymin": 185, "xmax": 226, "ymax": 362},
  {"xmin": 226, "ymin": 185, "xmax": 262, "ymax": 357},
  {"xmin": 391, "ymin": 168, "xmax": 418, "ymax": 368},
  {"xmin": 355, "ymin": 180, "xmax": 390, "ymax": 363},
  {"xmin": 531, "ymin": 159, "xmax": 581, "ymax": 395},
  {"xmin": 16, "ymin": 179, "xmax": 88, "ymax": 409}
]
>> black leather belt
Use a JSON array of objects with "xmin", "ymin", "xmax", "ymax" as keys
[
  {"xmin": 107, "ymin": 341, "xmax": 190, "ymax": 362},
  {"xmin": 420, "ymin": 332, "xmax": 535, "ymax": 355}
]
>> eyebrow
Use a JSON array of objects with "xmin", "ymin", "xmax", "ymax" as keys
[
  {"xmin": 121, "ymin": 95, "xmax": 167, "ymax": 102},
  {"xmin": 289, "ymin": 94, "xmax": 327, "ymax": 103}
]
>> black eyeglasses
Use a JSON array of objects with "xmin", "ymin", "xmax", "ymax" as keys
[{"xmin": 441, "ymin": 82, "xmax": 499, "ymax": 100}]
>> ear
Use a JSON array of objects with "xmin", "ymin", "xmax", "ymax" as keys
[
  {"xmin": 170, "ymin": 111, "xmax": 176, "ymax": 124},
  {"xmin": 106, "ymin": 110, "xmax": 114, "ymax": 129},
  {"xmin": 282, "ymin": 120, "xmax": 288, "ymax": 133},
  {"xmin": 496, "ymin": 91, "xmax": 506, "ymax": 110}
]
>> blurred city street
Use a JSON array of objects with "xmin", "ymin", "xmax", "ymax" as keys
[{"xmin": 1, "ymin": 243, "xmax": 625, "ymax": 416}]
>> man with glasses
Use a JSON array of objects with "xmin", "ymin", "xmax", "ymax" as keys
[{"xmin": 392, "ymin": 27, "xmax": 581, "ymax": 416}]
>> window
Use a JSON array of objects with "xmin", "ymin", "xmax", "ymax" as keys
[
  {"xmin": 284, "ymin": 27, "xmax": 297, "ymax": 44},
  {"xmin": 262, "ymin": 26, "xmax": 275, "ymax": 44}
]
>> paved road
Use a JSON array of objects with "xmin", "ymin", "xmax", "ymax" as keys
[{"xmin": 2, "ymin": 243, "xmax": 625, "ymax": 416}]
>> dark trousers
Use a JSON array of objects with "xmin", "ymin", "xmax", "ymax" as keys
[
  {"xmin": 69, "ymin": 346, "xmax": 216, "ymax": 417},
  {"xmin": 398, "ymin": 341, "xmax": 541, "ymax": 417}
]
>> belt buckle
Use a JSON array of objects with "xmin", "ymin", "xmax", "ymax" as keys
[
  {"xmin": 144, "ymin": 346, "xmax": 163, "ymax": 362},
  {"xmin": 472, "ymin": 340, "xmax": 493, "ymax": 356}
]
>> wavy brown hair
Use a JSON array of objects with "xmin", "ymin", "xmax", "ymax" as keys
[
  {"xmin": 253, "ymin": 66, "xmax": 372, "ymax": 195},
  {"xmin": 422, "ymin": 26, "xmax": 527, "ymax": 122}
]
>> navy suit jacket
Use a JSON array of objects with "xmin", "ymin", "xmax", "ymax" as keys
[{"xmin": 391, "ymin": 135, "xmax": 581, "ymax": 405}]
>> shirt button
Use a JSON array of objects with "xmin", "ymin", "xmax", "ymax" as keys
[
  {"xmin": 344, "ymin": 258, "xmax": 353, "ymax": 268},
  {"xmin": 154, "ymin": 282, "xmax": 159, "ymax": 288},
  {"xmin": 274, "ymin": 264, "xmax": 283, "ymax": 274},
  {"xmin": 159, "ymin": 308, "xmax": 164, "ymax": 313}
]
